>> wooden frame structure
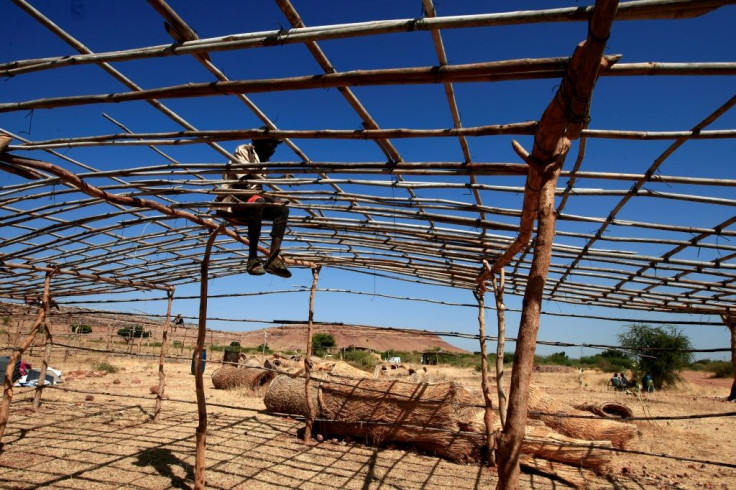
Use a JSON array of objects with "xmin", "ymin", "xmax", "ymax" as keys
[{"xmin": 1, "ymin": 0, "xmax": 735, "ymax": 487}]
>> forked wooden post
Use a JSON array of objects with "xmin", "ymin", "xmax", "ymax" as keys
[
  {"xmin": 154, "ymin": 288, "xmax": 175, "ymax": 422},
  {"xmin": 0, "ymin": 268, "xmax": 56, "ymax": 446},
  {"xmin": 194, "ymin": 225, "xmax": 222, "ymax": 489},
  {"xmin": 33, "ymin": 266, "xmax": 59, "ymax": 409},
  {"xmin": 491, "ymin": 268, "xmax": 508, "ymax": 427},
  {"xmin": 304, "ymin": 265, "xmax": 322, "ymax": 442},
  {"xmin": 496, "ymin": 1, "xmax": 618, "ymax": 487},
  {"xmin": 473, "ymin": 286, "xmax": 495, "ymax": 466}
]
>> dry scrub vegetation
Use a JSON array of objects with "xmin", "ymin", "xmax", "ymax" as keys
[{"xmin": 0, "ymin": 348, "xmax": 734, "ymax": 489}]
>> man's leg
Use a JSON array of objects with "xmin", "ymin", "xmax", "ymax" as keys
[
  {"xmin": 262, "ymin": 205, "xmax": 290, "ymax": 278},
  {"xmin": 245, "ymin": 209, "xmax": 266, "ymax": 275},
  {"xmin": 263, "ymin": 204, "xmax": 289, "ymax": 260}
]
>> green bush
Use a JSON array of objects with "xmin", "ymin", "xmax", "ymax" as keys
[
  {"xmin": 344, "ymin": 350, "xmax": 379, "ymax": 372},
  {"xmin": 94, "ymin": 361, "xmax": 119, "ymax": 373},
  {"xmin": 312, "ymin": 333, "xmax": 336, "ymax": 356},
  {"xmin": 692, "ymin": 359, "xmax": 732, "ymax": 378},
  {"xmin": 117, "ymin": 325, "xmax": 151, "ymax": 339},
  {"xmin": 578, "ymin": 349, "xmax": 634, "ymax": 372},
  {"xmin": 619, "ymin": 324, "xmax": 693, "ymax": 390},
  {"xmin": 71, "ymin": 324, "xmax": 92, "ymax": 334}
]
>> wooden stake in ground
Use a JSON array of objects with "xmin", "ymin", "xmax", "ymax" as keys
[
  {"xmin": 194, "ymin": 225, "xmax": 223, "ymax": 489},
  {"xmin": 154, "ymin": 288, "xmax": 175, "ymax": 422},
  {"xmin": 491, "ymin": 267, "xmax": 508, "ymax": 426},
  {"xmin": 473, "ymin": 287, "xmax": 495, "ymax": 466},
  {"xmin": 304, "ymin": 265, "xmax": 321, "ymax": 442},
  {"xmin": 33, "ymin": 266, "xmax": 59, "ymax": 409},
  {"xmin": 495, "ymin": 1, "xmax": 619, "ymax": 487},
  {"xmin": 720, "ymin": 313, "xmax": 736, "ymax": 402},
  {"xmin": 0, "ymin": 268, "xmax": 56, "ymax": 446}
]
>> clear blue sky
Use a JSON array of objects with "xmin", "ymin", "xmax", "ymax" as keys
[{"xmin": 1, "ymin": 1, "xmax": 734, "ymax": 360}]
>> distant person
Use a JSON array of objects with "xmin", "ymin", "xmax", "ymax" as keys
[
  {"xmin": 619, "ymin": 372, "xmax": 630, "ymax": 388},
  {"xmin": 643, "ymin": 373, "xmax": 654, "ymax": 393},
  {"xmin": 610, "ymin": 373, "xmax": 622, "ymax": 390},
  {"xmin": 216, "ymin": 138, "xmax": 291, "ymax": 278}
]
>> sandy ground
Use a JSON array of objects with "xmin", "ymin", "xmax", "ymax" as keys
[{"xmin": 0, "ymin": 348, "xmax": 734, "ymax": 489}]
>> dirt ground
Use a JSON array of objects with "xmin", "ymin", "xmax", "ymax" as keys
[{"xmin": 0, "ymin": 348, "xmax": 734, "ymax": 489}]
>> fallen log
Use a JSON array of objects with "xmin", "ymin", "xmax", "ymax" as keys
[{"xmin": 528, "ymin": 386, "xmax": 637, "ymax": 448}]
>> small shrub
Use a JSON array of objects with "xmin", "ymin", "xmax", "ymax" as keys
[
  {"xmin": 344, "ymin": 350, "xmax": 379, "ymax": 372},
  {"xmin": 117, "ymin": 325, "xmax": 151, "ymax": 341},
  {"xmin": 71, "ymin": 324, "xmax": 92, "ymax": 334},
  {"xmin": 705, "ymin": 361, "xmax": 732, "ymax": 378},
  {"xmin": 312, "ymin": 333, "xmax": 336, "ymax": 356},
  {"xmin": 94, "ymin": 361, "xmax": 119, "ymax": 373}
]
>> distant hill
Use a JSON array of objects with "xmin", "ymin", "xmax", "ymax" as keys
[
  {"xmin": 239, "ymin": 323, "xmax": 467, "ymax": 354},
  {"xmin": 0, "ymin": 301, "xmax": 466, "ymax": 355}
]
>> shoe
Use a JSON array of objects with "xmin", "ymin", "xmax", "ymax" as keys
[
  {"xmin": 265, "ymin": 257, "xmax": 291, "ymax": 278},
  {"xmin": 246, "ymin": 257, "xmax": 265, "ymax": 276}
]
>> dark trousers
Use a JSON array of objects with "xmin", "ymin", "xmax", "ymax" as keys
[{"xmin": 234, "ymin": 203, "xmax": 289, "ymax": 257}]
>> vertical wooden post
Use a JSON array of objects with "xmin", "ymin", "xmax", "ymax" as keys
[
  {"xmin": 137, "ymin": 321, "xmax": 144, "ymax": 354},
  {"xmin": 304, "ymin": 265, "xmax": 321, "ymax": 442},
  {"xmin": 0, "ymin": 269, "xmax": 55, "ymax": 445},
  {"xmin": 474, "ymin": 287, "xmax": 495, "ymax": 466},
  {"xmin": 154, "ymin": 288, "xmax": 175, "ymax": 422},
  {"xmin": 491, "ymin": 268, "xmax": 508, "ymax": 427},
  {"xmin": 194, "ymin": 225, "xmax": 222, "ymax": 490},
  {"xmin": 33, "ymin": 272, "xmax": 57, "ymax": 409},
  {"xmin": 730, "ymin": 322, "xmax": 736, "ymax": 402},
  {"xmin": 721, "ymin": 313, "xmax": 736, "ymax": 402},
  {"xmin": 106, "ymin": 322, "xmax": 113, "ymax": 351}
]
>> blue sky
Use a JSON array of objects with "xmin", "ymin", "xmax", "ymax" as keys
[{"xmin": 1, "ymin": 1, "xmax": 734, "ymax": 360}]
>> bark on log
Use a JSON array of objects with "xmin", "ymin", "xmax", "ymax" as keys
[
  {"xmin": 264, "ymin": 374, "xmax": 320, "ymax": 417},
  {"xmin": 528, "ymin": 386, "xmax": 636, "ymax": 448},
  {"xmin": 211, "ymin": 365, "xmax": 276, "ymax": 394},
  {"xmin": 574, "ymin": 401, "xmax": 633, "ymax": 419},
  {"xmin": 522, "ymin": 424, "xmax": 612, "ymax": 470}
]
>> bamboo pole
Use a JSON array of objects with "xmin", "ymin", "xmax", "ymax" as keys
[
  {"xmin": 473, "ymin": 287, "xmax": 495, "ymax": 466},
  {"xmin": 0, "ymin": 268, "xmax": 55, "ymax": 445},
  {"xmin": 1, "ymin": 0, "xmax": 727, "ymax": 75},
  {"xmin": 491, "ymin": 267, "xmax": 508, "ymax": 427},
  {"xmin": 33, "ymin": 270, "xmax": 57, "ymax": 409},
  {"xmin": 13, "ymin": 122, "xmax": 539, "ymax": 148},
  {"xmin": 304, "ymin": 265, "xmax": 322, "ymax": 442},
  {"xmin": 154, "ymin": 288, "xmax": 175, "ymax": 422},
  {"xmin": 0, "ymin": 260, "xmax": 170, "ymax": 292},
  {"xmin": 0, "ymin": 57, "xmax": 621, "ymax": 114},
  {"xmin": 496, "ymin": 1, "xmax": 618, "ymax": 487},
  {"xmin": 193, "ymin": 225, "xmax": 222, "ymax": 489},
  {"xmin": 2, "ymin": 58, "xmax": 733, "ymax": 114}
]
